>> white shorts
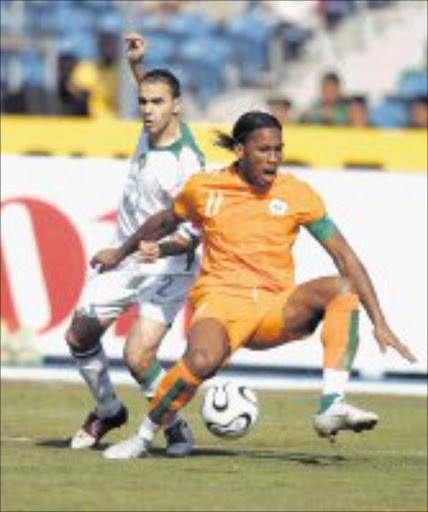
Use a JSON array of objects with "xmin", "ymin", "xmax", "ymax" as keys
[{"xmin": 76, "ymin": 264, "xmax": 196, "ymax": 327}]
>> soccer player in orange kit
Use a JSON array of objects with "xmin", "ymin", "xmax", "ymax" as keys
[{"xmin": 91, "ymin": 111, "xmax": 417, "ymax": 459}]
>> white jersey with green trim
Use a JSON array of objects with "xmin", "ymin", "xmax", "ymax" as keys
[{"xmin": 115, "ymin": 122, "xmax": 204, "ymax": 275}]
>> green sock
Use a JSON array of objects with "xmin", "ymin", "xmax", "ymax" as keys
[
  {"xmin": 134, "ymin": 359, "xmax": 166, "ymax": 400},
  {"xmin": 318, "ymin": 393, "xmax": 342, "ymax": 414}
]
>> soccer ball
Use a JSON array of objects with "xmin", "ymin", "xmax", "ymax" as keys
[{"xmin": 200, "ymin": 382, "xmax": 259, "ymax": 438}]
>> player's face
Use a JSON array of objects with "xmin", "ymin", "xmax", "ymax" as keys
[
  {"xmin": 237, "ymin": 127, "xmax": 283, "ymax": 191},
  {"xmin": 322, "ymin": 80, "xmax": 340, "ymax": 104},
  {"xmin": 138, "ymin": 81, "xmax": 180, "ymax": 136}
]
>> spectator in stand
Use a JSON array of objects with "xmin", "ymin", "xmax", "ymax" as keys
[
  {"xmin": 318, "ymin": 0, "xmax": 355, "ymax": 32},
  {"xmin": 68, "ymin": 31, "xmax": 120, "ymax": 118},
  {"xmin": 347, "ymin": 95, "xmax": 371, "ymax": 127},
  {"xmin": 57, "ymin": 52, "xmax": 88, "ymax": 116},
  {"xmin": 301, "ymin": 71, "xmax": 347, "ymax": 125},
  {"xmin": 409, "ymin": 96, "xmax": 428, "ymax": 128},
  {"xmin": 266, "ymin": 96, "xmax": 294, "ymax": 124}
]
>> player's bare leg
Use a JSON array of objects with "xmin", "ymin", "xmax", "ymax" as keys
[
  {"xmin": 124, "ymin": 316, "xmax": 195, "ymax": 456},
  {"xmin": 103, "ymin": 319, "xmax": 230, "ymax": 459},
  {"xmin": 124, "ymin": 317, "xmax": 167, "ymax": 400},
  {"xmin": 65, "ymin": 314, "xmax": 128, "ymax": 448},
  {"xmin": 249, "ymin": 275, "xmax": 378, "ymax": 442}
]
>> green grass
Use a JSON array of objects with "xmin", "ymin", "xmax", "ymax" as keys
[{"xmin": 1, "ymin": 380, "xmax": 427, "ymax": 512}]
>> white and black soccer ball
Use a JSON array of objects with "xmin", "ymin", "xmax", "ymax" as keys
[{"xmin": 201, "ymin": 382, "xmax": 259, "ymax": 438}]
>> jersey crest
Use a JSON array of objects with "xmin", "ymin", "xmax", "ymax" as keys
[{"xmin": 269, "ymin": 199, "xmax": 288, "ymax": 216}]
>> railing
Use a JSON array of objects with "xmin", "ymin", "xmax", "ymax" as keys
[{"xmin": 1, "ymin": 116, "xmax": 426, "ymax": 172}]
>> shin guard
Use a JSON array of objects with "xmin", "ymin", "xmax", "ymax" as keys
[
  {"xmin": 322, "ymin": 292, "xmax": 360, "ymax": 371},
  {"xmin": 149, "ymin": 360, "xmax": 202, "ymax": 424}
]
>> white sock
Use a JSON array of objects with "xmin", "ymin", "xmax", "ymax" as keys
[
  {"xmin": 322, "ymin": 368, "xmax": 350, "ymax": 399},
  {"xmin": 76, "ymin": 348, "xmax": 121, "ymax": 419},
  {"xmin": 138, "ymin": 416, "xmax": 161, "ymax": 443}
]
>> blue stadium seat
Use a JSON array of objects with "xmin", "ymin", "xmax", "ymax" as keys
[
  {"xmin": 398, "ymin": 71, "xmax": 428, "ymax": 99},
  {"xmin": 163, "ymin": 12, "xmax": 216, "ymax": 40},
  {"xmin": 135, "ymin": 12, "xmax": 165, "ymax": 36},
  {"xmin": 0, "ymin": 1, "xmax": 13, "ymax": 34},
  {"xmin": 223, "ymin": 13, "xmax": 279, "ymax": 84},
  {"xmin": 93, "ymin": 9, "xmax": 123, "ymax": 34},
  {"xmin": 178, "ymin": 35, "xmax": 232, "ymax": 70},
  {"xmin": 24, "ymin": 1, "xmax": 65, "ymax": 35},
  {"xmin": 0, "ymin": 51, "xmax": 10, "ymax": 89},
  {"xmin": 177, "ymin": 35, "xmax": 233, "ymax": 105},
  {"xmin": 21, "ymin": 51, "xmax": 46, "ymax": 87},
  {"xmin": 282, "ymin": 24, "xmax": 313, "ymax": 59},
  {"xmin": 167, "ymin": 61, "xmax": 193, "ymax": 91},
  {"xmin": 80, "ymin": 0, "xmax": 113, "ymax": 10},
  {"xmin": 57, "ymin": 33, "xmax": 97, "ymax": 60},
  {"xmin": 367, "ymin": 0, "xmax": 394, "ymax": 8},
  {"xmin": 370, "ymin": 98, "xmax": 409, "ymax": 128},
  {"xmin": 326, "ymin": 0, "xmax": 357, "ymax": 17},
  {"xmin": 144, "ymin": 34, "xmax": 176, "ymax": 69},
  {"xmin": 26, "ymin": 0, "xmax": 51, "ymax": 5},
  {"xmin": 56, "ymin": 3, "xmax": 94, "ymax": 35}
]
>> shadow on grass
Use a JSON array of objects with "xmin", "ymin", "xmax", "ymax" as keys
[
  {"xmin": 191, "ymin": 447, "xmax": 346, "ymax": 466},
  {"xmin": 36, "ymin": 439, "xmax": 346, "ymax": 465},
  {"xmin": 36, "ymin": 439, "xmax": 108, "ymax": 451}
]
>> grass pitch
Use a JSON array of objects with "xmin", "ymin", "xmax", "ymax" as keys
[{"xmin": 1, "ymin": 380, "xmax": 427, "ymax": 512}]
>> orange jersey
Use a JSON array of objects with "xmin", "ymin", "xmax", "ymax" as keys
[{"xmin": 174, "ymin": 166, "xmax": 326, "ymax": 296}]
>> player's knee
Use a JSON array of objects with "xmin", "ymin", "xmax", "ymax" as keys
[
  {"xmin": 65, "ymin": 327, "xmax": 81, "ymax": 349},
  {"xmin": 323, "ymin": 276, "xmax": 358, "ymax": 310},
  {"xmin": 65, "ymin": 314, "xmax": 104, "ymax": 351},
  {"xmin": 337, "ymin": 276, "xmax": 357, "ymax": 296},
  {"xmin": 124, "ymin": 344, "xmax": 154, "ymax": 374},
  {"xmin": 186, "ymin": 349, "xmax": 217, "ymax": 380}
]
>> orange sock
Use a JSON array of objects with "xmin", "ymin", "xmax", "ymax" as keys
[
  {"xmin": 322, "ymin": 292, "xmax": 360, "ymax": 370},
  {"xmin": 149, "ymin": 359, "xmax": 202, "ymax": 424}
]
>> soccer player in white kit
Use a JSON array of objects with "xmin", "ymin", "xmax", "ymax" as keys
[{"xmin": 65, "ymin": 34, "xmax": 203, "ymax": 456}]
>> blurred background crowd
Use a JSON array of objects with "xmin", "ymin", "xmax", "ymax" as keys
[{"xmin": 1, "ymin": 0, "xmax": 427, "ymax": 128}]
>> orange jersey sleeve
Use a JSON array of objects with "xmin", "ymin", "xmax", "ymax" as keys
[
  {"xmin": 173, "ymin": 174, "xmax": 203, "ymax": 224},
  {"xmin": 293, "ymin": 179, "xmax": 327, "ymax": 226}
]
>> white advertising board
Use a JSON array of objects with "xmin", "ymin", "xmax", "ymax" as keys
[{"xmin": 1, "ymin": 155, "xmax": 426, "ymax": 375}]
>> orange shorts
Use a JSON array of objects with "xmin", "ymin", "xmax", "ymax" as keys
[{"xmin": 188, "ymin": 286, "xmax": 295, "ymax": 353}]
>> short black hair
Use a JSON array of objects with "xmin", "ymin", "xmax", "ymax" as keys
[
  {"xmin": 322, "ymin": 72, "xmax": 341, "ymax": 84},
  {"xmin": 216, "ymin": 110, "xmax": 282, "ymax": 151},
  {"xmin": 411, "ymin": 95, "xmax": 428, "ymax": 106},
  {"xmin": 267, "ymin": 96, "xmax": 292, "ymax": 108},
  {"xmin": 142, "ymin": 69, "xmax": 181, "ymax": 98},
  {"xmin": 348, "ymin": 95, "xmax": 368, "ymax": 107}
]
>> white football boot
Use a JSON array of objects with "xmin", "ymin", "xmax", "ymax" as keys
[
  {"xmin": 314, "ymin": 401, "xmax": 379, "ymax": 442},
  {"xmin": 103, "ymin": 434, "xmax": 150, "ymax": 460}
]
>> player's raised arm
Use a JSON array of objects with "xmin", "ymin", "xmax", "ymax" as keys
[
  {"xmin": 307, "ymin": 219, "xmax": 417, "ymax": 363},
  {"xmin": 123, "ymin": 33, "xmax": 146, "ymax": 84},
  {"xmin": 91, "ymin": 206, "xmax": 183, "ymax": 272}
]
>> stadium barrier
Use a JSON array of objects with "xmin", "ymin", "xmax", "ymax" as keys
[
  {"xmin": 1, "ymin": 155, "xmax": 426, "ymax": 378},
  {"xmin": 1, "ymin": 116, "xmax": 427, "ymax": 172}
]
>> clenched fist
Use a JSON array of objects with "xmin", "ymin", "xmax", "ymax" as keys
[{"xmin": 123, "ymin": 33, "xmax": 146, "ymax": 63}]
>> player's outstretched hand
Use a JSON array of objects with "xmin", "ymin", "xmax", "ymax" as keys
[
  {"xmin": 373, "ymin": 322, "xmax": 417, "ymax": 363},
  {"xmin": 123, "ymin": 33, "xmax": 146, "ymax": 62},
  {"xmin": 90, "ymin": 248, "xmax": 122, "ymax": 273},
  {"xmin": 138, "ymin": 241, "xmax": 160, "ymax": 263}
]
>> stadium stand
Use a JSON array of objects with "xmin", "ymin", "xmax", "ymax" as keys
[{"xmin": 0, "ymin": 0, "xmax": 427, "ymax": 126}]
